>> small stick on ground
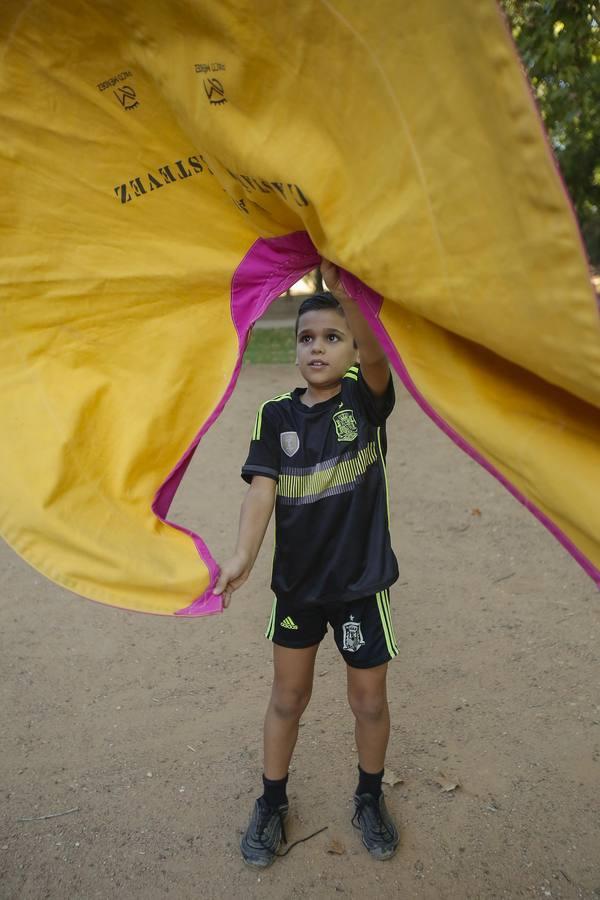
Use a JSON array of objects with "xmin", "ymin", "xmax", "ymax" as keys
[{"xmin": 17, "ymin": 807, "xmax": 79, "ymax": 823}]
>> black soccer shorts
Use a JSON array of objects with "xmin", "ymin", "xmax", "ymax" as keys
[{"xmin": 264, "ymin": 589, "xmax": 398, "ymax": 669}]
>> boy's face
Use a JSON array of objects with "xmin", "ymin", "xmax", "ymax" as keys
[{"xmin": 295, "ymin": 309, "xmax": 358, "ymax": 389}]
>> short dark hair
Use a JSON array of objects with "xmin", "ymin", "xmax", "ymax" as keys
[{"xmin": 295, "ymin": 291, "xmax": 345, "ymax": 336}]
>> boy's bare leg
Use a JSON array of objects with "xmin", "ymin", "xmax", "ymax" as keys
[
  {"xmin": 346, "ymin": 662, "xmax": 390, "ymax": 773},
  {"xmin": 263, "ymin": 643, "xmax": 319, "ymax": 780},
  {"xmin": 346, "ymin": 662, "xmax": 399, "ymax": 859}
]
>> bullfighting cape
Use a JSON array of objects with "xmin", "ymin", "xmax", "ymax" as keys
[{"xmin": 1, "ymin": 1, "xmax": 598, "ymax": 615}]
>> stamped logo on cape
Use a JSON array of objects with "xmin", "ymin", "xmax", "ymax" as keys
[
  {"xmin": 333, "ymin": 409, "xmax": 358, "ymax": 442},
  {"xmin": 203, "ymin": 77, "xmax": 227, "ymax": 105},
  {"xmin": 342, "ymin": 616, "xmax": 365, "ymax": 652},
  {"xmin": 113, "ymin": 84, "xmax": 139, "ymax": 111},
  {"xmin": 280, "ymin": 431, "xmax": 300, "ymax": 457}
]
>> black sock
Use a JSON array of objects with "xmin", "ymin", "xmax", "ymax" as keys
[
  {"xmin": 261, "ymin": 773, "xmax": 288, "ymax": 808},
  {"xmin": 356, "ymin": 764, "xmax": 384, "ymax": 798}
]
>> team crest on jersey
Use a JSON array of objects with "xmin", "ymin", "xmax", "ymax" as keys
[
  {"xmin": 280, "ymin": 431, "xmax": 300, "ymax": 457},
  {"xmin": 342, "ymin": 616, "xmax": 365, "ymax": 652},
  {"xmin": 333, "ymin": 409, "xmax": 358, "ymax": 442}
]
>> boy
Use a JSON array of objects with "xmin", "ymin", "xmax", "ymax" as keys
[{"xmin": 214, "ymin": 260, "xmax": 400, "ymax": 866}]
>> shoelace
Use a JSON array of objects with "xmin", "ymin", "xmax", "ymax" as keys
[
  {"xmin": 257, "ymin": 805, "xmax": 288, "ymax": 847},
  {"xmin": 351, "ymin": 797, "xmax": 396, "ymax": 841},
  {"xmin": 257, "ymin": 804, "xmax": 328, "ymax": 858},
  {"xmin": 276, "ymin": 825, "xmax": 327, "ymax": 858}
]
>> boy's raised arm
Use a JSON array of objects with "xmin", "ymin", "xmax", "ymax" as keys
[
  {"xmin": 214, "ymin": 475, "xmax": 276, "ymax": 608},
  {"xmin": 321, "ymin": 258, "xmax": 390, "ymax": 397}
]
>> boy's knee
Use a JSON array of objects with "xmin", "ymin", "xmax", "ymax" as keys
[
  {"xmin": 271, "ymin": 685, "xmax": 311, "ymax": 720},
  {"xmin": 348, "ymin": 688, "xmax": 387, "ymax": 722}
]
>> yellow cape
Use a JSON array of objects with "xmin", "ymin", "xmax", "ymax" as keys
[{"xmin": 1, "ymin": 0, "xmax": 598, "ymax": 615}]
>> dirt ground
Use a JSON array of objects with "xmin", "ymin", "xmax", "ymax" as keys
[{"xmin": 1, "ymin": 364, "xmax": 599, "ymax": 900}]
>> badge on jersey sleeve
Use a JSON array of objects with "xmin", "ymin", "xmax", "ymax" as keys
[
  {"xmin": 333, "ymin": 409, "xmax": 358, "ymax": 442},
  {"xmin": 280, "ymin": 431, "xmax": 300, "ymax": 457}
]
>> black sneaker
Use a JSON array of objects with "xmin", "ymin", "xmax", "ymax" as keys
[
  {"xmin": 351, "ymin": 792, "xmax": 399, "ymax": 860},
  {"xmin": 240, "ymin": 796, "xmax": 289, "ymax": 867}
]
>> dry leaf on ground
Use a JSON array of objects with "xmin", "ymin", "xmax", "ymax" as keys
[
  {"xmin": 382, "ymin": 769, "xmax": 404, "ymax": 787},
  {"xmin": 440, "ymin": 781, "xmax": 459, "ymax": 793},
  {"xmin": 435, "ymin": 772, "xmax": 460, "ymax": 793},
  {"xmin": 326, "ymin": 838, "xmax": 346, "ymax": 855}
]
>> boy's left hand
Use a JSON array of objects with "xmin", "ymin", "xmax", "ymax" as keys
[
  {"xmin": 321, "ymin": 257, "xmax": 390, "ymax": 396},
  {"xmin": 320, "ymin": 258, "xmax": 347, "ymax": 299}
]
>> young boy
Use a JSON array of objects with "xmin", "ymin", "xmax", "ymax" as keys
[{"xmin": 214, "ymin": 260, "xmax": 400, "ymax": 866}]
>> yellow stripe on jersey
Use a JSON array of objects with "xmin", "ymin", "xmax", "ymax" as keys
[
  {"xmin": 278, "ymin": 442, "xmax": 377, "ymax": 503},
  {"xmin": 253, "ymin": 393, "xmax": 291, "ymax": 440}
]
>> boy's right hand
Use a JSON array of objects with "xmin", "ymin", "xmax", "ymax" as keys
[{"xmin": 213, "ymin": 552, "xmax": 251, "ymax": 608}]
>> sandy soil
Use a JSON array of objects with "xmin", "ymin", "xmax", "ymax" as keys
[{"xmin": 1, "ymin": 365, "xmax": 599, "ymax": 900}]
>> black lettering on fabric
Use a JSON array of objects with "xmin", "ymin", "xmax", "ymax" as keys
[
  {"xmin": 97, "ymin": 70, "xmax": 132, "ymax": 91},
  {"xmin": 197, "ymin": 155, "xmax": 214, "ymax": 175},
  {"xmin": 113, "ymin": 153, "xmax": 203, "ymax": 203},
  {"xmin": 188, "ymin": 156, "xmax": 204, "ymax": 173},
  {"xmin": 158, "ymin": 165, "xmax": 177, "ymax": 184},
  {"xmin": 113, "ymin": 152, "xmax": 310, "ymax": 209},
  {"xmin": 195, "ymin": 62, "xmax": 226, "ymax": 74},
  {"xmin": 175, "ymin": 159, "xmax": 192, "ymax": 179},
  {"xmin": 147, "ymin": 173, "xmax": 163, "ymax": 191},
  {"xmin": 114, "ymin": 184, "xmax": 132, "ymax": 203},
  {"xmin": 129, "ymin": 177, "xmax": 146, "ymax": 197},
  {"xmin": 223, "ymin": 171, "xmax": 311, "ymax": 206},
  {"xmin": 290, "ymin": 184, "xmax": 309, "ymax": 207}
]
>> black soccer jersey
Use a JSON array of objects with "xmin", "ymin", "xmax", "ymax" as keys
[{"xmin": 241, "ymin": 364, "xmax": 399, "ymax": 606}]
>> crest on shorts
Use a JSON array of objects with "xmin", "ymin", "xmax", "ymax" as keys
[
  {"xmin": 280, "ymin": 431, "xmax": 300, "ymax": 457},
  {"xmin": 342, "ymin": 616, "xmax": 365, "ymax": 652},
  {"xmin": 333, "ymin": 409, "xmax": 358, "ymax": 442}
]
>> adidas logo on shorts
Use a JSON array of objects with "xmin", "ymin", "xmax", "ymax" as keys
[{"xmin": 280, "ymin": 616, "xmax": 298, "ymax": 630}]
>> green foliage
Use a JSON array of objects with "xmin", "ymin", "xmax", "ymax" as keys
[
  {"xmin": 500, "ymin": 0, "xmax": 600, "ymax": 264},
  {"xmin": 244, "ymin": 328, "xmax": 296, "ymax": 364}
]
